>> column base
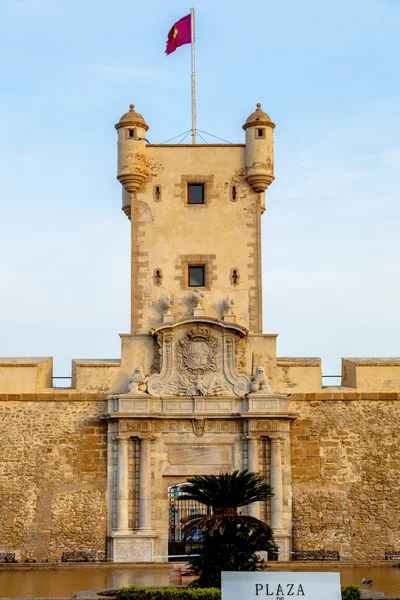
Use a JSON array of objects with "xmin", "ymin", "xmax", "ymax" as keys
[
  {"xmin": 110, "ymin": 530, "xmax": 157, "ymax": 563},
  {"xmin": 273, "ymin": 530, "xmax": 292, "ymax": 562}
]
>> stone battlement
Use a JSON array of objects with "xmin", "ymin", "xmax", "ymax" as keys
[{"xmin": 1, "ymin": 355, "xmax": 399, "ymax": 394}]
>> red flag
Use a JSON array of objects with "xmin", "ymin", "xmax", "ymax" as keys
[{"xmin": 165, "ymin": 14, "xmax": 192, "ymax": 55}]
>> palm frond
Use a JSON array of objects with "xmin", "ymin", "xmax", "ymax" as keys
[
  {"xmin": 183, "ymin": 512, "xmax": 273, "ymax": 536},
  {"xmin": 179, "ymin": 470, "xmax": 273, "ymax": 508}
]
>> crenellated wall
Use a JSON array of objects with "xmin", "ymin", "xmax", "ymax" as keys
[
  {"xmin": 2, "ymin": 354, "xmax": 400, "ymax": 395},
  {"xmin": 0, "ymin": 351, "xmax": 399, "ymax": 561}
]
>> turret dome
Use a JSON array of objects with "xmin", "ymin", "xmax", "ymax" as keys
[
  {"xmin": 115, "ymin": 104, "xmax": 149, "ymax": 132},
  {"xmin": 243, "ymin": 103, "xmax": 275, "ymax": 130}
]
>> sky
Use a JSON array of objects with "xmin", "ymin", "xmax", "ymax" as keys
[{"xmin": 0, "ymin": 0, "xmax": 399, "ymax": 383}]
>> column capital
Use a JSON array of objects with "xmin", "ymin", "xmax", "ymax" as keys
[
  {"xmin": 114, "ymin": 434, "xmax": 131, "ymax": 442},
  {"xmin": 268, "ymin": 434, "xmax": 286, "ymax": 442},
  {"xmin": 137, "ymin": 434, "xmax": 156, "ymax": 442},
  {"xmin": 243, "ymin": 434, "xmax": 261, "ymax": 441}
]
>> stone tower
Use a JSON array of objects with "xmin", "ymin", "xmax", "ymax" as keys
[
  {"xmin": 108, "ymin": 103, "xmax": 294, "ymax": 562},
  {"xmin": 115, "ymin": 102, "xmax": 275, "ymax": 335}
]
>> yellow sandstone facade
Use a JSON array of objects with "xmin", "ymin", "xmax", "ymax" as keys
[{"xmin": 0, "ymin": 104, "xmax": 399, "ymax": 563}]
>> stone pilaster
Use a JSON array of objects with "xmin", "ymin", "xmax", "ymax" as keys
[
  {"xmin": 138, "ymin": 436, "xmax": 154, "ymax": 530},
  {"xmin": 269, "ymin": 435, "xmax": 290, "ymax": 560},
  {"xmin": 116, "ymin": 436, "xmax": 130, "ymax": 533},
  {"xmin": 270, "ymin": 437, "xmax": 283, "ymax": 530},
  {"xmin": 111, "ymin": 434, "xmax": 157, "ymax": 562},
  {"xmin": 247, "ymin": 436, "xmax": 260, "ymax": 519}
]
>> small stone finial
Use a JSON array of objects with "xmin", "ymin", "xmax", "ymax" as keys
[
  {"xmin": 163, "ymin": 296, "xmax": 175, "ymax": 324},
  {"xmin": 129, "ymin": 104, "xmax": 135, "ymax": 111},
  {"xmin": 222, "ymin": 294, "xmax": 236, "ymax": 322},
  {"xmin": 192, "ymin": 290, "xmax": 205, "ymax": 304},
  {"xmin": 256, "ymin": 103, "xmax": 262, "ymax": 109},
  {"xmin": 223, "ymin": 294, "xmax": 235, "ymax": 311}
]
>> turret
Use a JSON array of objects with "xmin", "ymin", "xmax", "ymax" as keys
[
  {"xmin": 115, "ymin": 104, "xmax": 149, "ymax": 218},
  {"xmin": 243, "ymin": 103, "xmax": 275, "ymax": 194}
]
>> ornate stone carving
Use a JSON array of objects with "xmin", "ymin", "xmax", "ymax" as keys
[
  {"xmin": 147, "ymin": 324, "xmax": 250, "ymax": 397},
  {"xmin": 177, "ymin": 327, "xmax": 219, "ymax": 374},
  {"xmin": 224, "ymin": 336, "xmax": 251, "ymax": 396},
  {"xmin": 147, "ymin": 335, "xmax": 173, "ymax": 396},
  {"xmin": 127, "ymin": 367, "xmax": 148, "ymax": 395},
  {"xmin": 251, "ymin": 420, "xmax": 279, "ymax": 432},
  {"xmin": 177, "ymin": 374, "xmax": 224, "ymax": 396},
  {"xmin": 192, "ymin": 417, "xmax": 206, "ymax": 436},
  {"xmin": 250, "ymin": 365, "xmax": 272, "ymax": 394}
]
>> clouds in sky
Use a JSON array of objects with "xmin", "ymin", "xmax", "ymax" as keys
[{"xmin": 0, "ymin": 0, "xmax": 399, "ymax": 378}]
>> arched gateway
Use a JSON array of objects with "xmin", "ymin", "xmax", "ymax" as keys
[{"xmin": 107, "ymin": 317, "xmax": 294, "ymax": 562}]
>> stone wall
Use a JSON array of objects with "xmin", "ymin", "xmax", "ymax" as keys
[
  {"xmin": 1, "ymin": 388, "xmax": 400, "ymax": 562},
  {"xmin": 0, "ymin": 393, "xmax": 107, "ymax": 562},
  {"xmin": 290, "ymin": 392, "xmax": 400, "ymax": 559}
]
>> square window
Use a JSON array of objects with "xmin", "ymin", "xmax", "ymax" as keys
[
  {"xmin": 189, "ymin": 266, "xmax": 205, "ymax": 287},
  {"xmin": 127, "ymin": 128, "xmax": 137, "ymax": 139},
  {"xmin": 188, "ymin": 184, "xmax": 204, "ymax": 204},
  {"xmin": 256, "ymin": 128, "xmax": 266, "ymax": 138}
]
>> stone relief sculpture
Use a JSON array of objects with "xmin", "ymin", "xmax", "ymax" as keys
[
  {"xmin": 192, "ymin": 417, "xmax": 206, "ymax": 436},
  {"xmin": 177, "ymin": 327, "xmax": 219, "ymax": 374},
  {"xmin": 147, "ymin": 325, "xmax": 251, "ymax": 397},
  {"xmin": 250, "ymin": 365, "xmax": 272, "ymax": 394},
  {"xmin": 180, "ymin": 374, "xmax": 224, "ymax": 396},
  {"xmin": 127, "ymin": 366, "xmax": 148, "ymax": 395}
]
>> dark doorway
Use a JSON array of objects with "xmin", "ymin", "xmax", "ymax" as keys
[{"xmin": 168, "ymin": 483, "xmax": 208, "ymax": 561}]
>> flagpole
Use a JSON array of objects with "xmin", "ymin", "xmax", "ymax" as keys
[{"xmin": 191, "ymin": 7, "xmax": 196, "ymax": 144}]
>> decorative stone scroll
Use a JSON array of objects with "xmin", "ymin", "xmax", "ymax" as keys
[{"xmin": 147, "ymin": 324, "xmax": 250, "ymax": 397}]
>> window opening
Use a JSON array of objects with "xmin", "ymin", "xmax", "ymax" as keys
[
  {"xmin": 256, "ymin": 128, "xmax": 265, "ymax": 138},
  {"xmin": 188, "ymin": 184, "xmax": 205, "ymax": 204},
  {"xmin": 189, "ymin": 266, "xmax": 205, "ymax": 287},
  {"xmin": 231, "ymin": 269, "xmax": 239, "ymax": 285},
  {"xmin": 155, "ymin": 186, "xmax": 161, "ymax": 201},
  {"xmin": 232, "ymin": 186, "xmax": 237, "ymax": 201}
]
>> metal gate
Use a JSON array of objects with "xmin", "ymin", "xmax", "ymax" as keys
[{"xmin": 168, "ymin": 483, "xmax": 209, "ymax": 561}]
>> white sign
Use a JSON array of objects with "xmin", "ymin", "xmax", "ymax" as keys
[{"xmin": 222, "ymin": 571, "xmax": 341, "ymax": 600}]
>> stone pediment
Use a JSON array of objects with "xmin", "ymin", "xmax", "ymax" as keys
[{"xmin": 147, "ymin": 320, "xmax": 250, "ymax": 397}]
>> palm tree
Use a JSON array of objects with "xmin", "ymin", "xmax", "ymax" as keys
[{"xmin": 178, "ymin": 470, "xmax": 278, "ymax": 588}]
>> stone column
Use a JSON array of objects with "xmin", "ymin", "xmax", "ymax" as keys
[
  {"xmin": 116, "ymin": 436, "xmax": 130, "ymax": 532},
  {"xmin": 270, "ymin": 437, "xmax": 283, "ymax": 531},
  {"xmin": 139, "ymin": 436, "xmax": 154, "ymax": 530},
  {"xmin": 247, "ymin": 437, "xmax": 260, "ymax": 519}
]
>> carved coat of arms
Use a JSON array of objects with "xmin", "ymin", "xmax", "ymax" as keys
[
  {"xmin": 177, "ymin": 327, "xmax": 219, "ymax": 374},
  {"xmin": 147, "ymin": 324, "xmax": 250, "ymax": 397}
]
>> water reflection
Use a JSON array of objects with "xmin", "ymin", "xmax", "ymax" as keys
[
  {"xmin": 0, "ymin": 565, "xmax": 399, "ymax": 598},
  {"xmin": 0, "ymin": 568, "xmax": 169, "ymax": 598}
]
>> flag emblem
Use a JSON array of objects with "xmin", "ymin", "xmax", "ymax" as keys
[{"xmin": 166, "ymin": 14, "xmax": 192, "ymax": 55}]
